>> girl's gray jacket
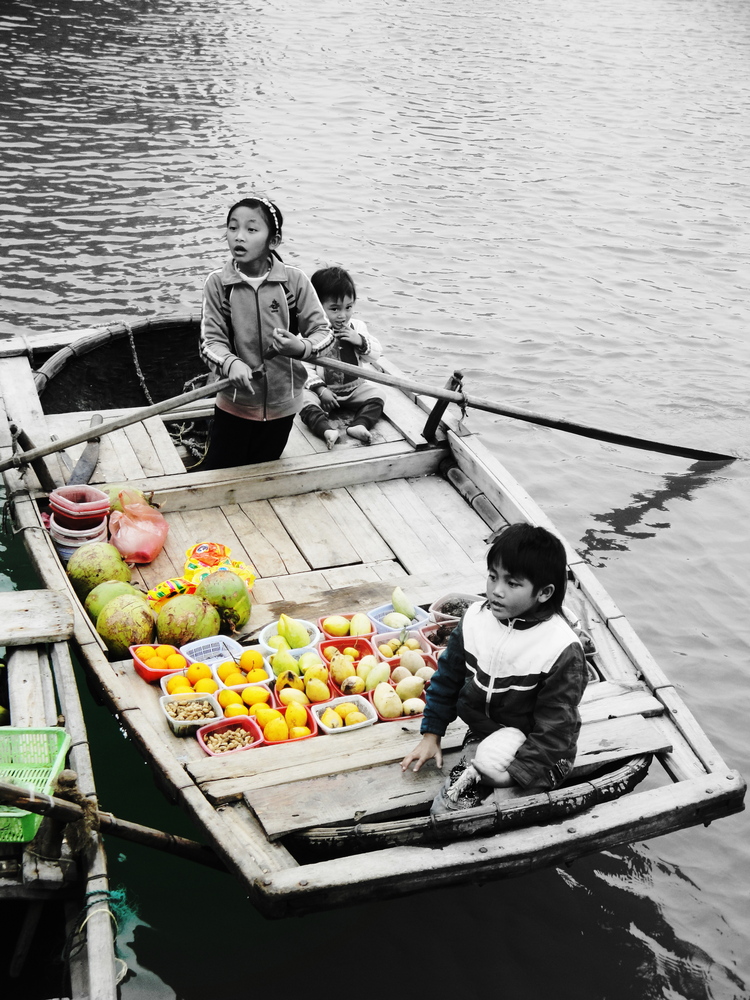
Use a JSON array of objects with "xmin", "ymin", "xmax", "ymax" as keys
[
  {"xmin": 421, "ymin": 602, "xmax": 588, "ymax": 790},
  {"xmin": 200, "ymin": 257, "xmax": 334, "ymax": 420}
]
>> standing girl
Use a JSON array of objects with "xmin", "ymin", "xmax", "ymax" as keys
[{"xmin": 199, "ymin": 197, "xmax": 334, "ymax": 469}]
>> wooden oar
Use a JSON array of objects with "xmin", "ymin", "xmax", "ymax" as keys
[
  {"xmin": 0, "ymin": 376, "xmax": 231, "ymax": 475},
  {"xmin": 0, "ymin": 357, "xmax": 735, "ymax": 470},
  {"xmin": 311, "ymin": 357, "xmax": 736, "ymax": 463},
  {"xmin": 0, "ymin": 777, "xmax": 227, "ymax": 872}
]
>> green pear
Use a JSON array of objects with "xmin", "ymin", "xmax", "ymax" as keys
[{"xmin": 270, "ymin": 648, "xmax": 301, "ymax": 677}]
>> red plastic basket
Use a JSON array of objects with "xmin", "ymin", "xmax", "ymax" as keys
[
  {"xmin": 196, "ymin": 716, "xmax": 264, "ymax": 756},
  {"xmin": 131, "ymin": 644, "xmax": 184, "ymax": 683},
  {"xmin": 260, "ymin": 705, "xmax": 318, "ymax": 745}
]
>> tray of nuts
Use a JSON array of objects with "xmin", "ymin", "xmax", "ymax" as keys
[
  {"xmin": 159, "ymin": 692, "xmax": 223, "ymax": 737},
  {"xmin": 196, "ymin": 716, "xmax": 264, "ymax": 756}
]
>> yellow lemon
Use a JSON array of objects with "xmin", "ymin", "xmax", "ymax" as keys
[
  {"xmin": 344, "ymin": 711, "xmax": 368, "ymax": 726},
  {"xmin": 194, "ymin": 678, "xmax": 219, "ymax": 694},
  {"xmin": 147, "ymin": 656, "xmax": 168, "ymax": 672},
  {"xmin": 333, "ymin": 702, "xmax": 360, "ymax": 720},
  {"xmin": 263, "ymin": 717, "xmax": 289, "ymax": 742},
  {"xmin": 156, "ymin": 644, "xmax": 177, "ymax": 660},
  {"xmin": 242, "ymin": 685, "xmax": 271, "ymax": 706},
  {"xmin": 135, "ymin": 645, "xmax": 156, "ymax": 660},
  {"xmin": 217, "ymin": 689, "xmax": 243, "ymax": 709},
  {"xmin": 255, "ymin": 706, "xmax": 283, "ymax": 730},
  {"xmin": 224, "ymin": 703, "xmax": 249, "ymax": 718},
  {"xmin": 165, "ymin": 675, "xmax": 192, "ymax": 694},
  {"xmin": 239, "ymin": 648, "xmax": 264, "ymax": 672},
  {"xmin": 223, "ymin": 671, "xmax": 246, "ymax": 688},
  {"xmin": 216, "ymin": 660, "xmax": 239, "ymax": 682},
  {"xmin": 322, "ymin": 616, "xmax": 351, "ymax": 637},
  {"xmin": 284, "ymin": 702, "xmax": 308, "ymax": 730},
  {"xmin": 244, "ymin": 667, "xmax": 268, "ymax": 684},
  {"xmin": 342, "ymin": 647, "xmax": 360, "ymax": 660},
  {"xmin": 289, "ymin": 726, "xmax": 311, "ymax": 739},
  {"xmin": 186, "ymin": 662, "xmax": 211, "ymax": 685},
  {"xmin": 277, "ymin": 687, "xmax": 310, "ymax": 707},
  {"xmin": 166, "ymin": 653, "xmax": 188, "ymax": 671}
]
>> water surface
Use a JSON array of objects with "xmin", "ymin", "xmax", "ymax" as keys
[{"xmin": 1, "ymin": 0, "xmax": 748, "ymax": 997}]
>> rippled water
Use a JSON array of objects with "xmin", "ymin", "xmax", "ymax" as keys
[{"xmin": 1, "ymin": 1, "xmax": 749, "ymax": 997}]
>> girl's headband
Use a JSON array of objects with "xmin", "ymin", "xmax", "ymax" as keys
[{"xmin": 256, "ymin": 197, "xmax": 280, "ymax": 236}]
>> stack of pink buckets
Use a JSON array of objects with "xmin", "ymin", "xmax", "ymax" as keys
[{"xmin": 48, "ymin": 485, "xmax": 110, "ymax": 563}]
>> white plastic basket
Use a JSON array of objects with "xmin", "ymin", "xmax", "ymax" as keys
[
  {"xmin": 180, "ymin": 635, "xmax": 244, "ymax": 666},
  {"xmin": 367, "ymin": 603, "xmax": 430, "ymax": 634},
  {"xmin": 311, "ymin": 694, "xmax": 377, "ymax": 734},
  {"xmin": 159, "ymin": 692, "xmax": 223, "ymax": 737},
  {"xmin": 257, "ymin": 619, "xmax": 320, "ymax": 656}
]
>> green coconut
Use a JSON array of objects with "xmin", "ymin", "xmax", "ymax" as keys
[
  {"xmin": 84, "ymin": 580, "xmax": 145, "ymax": 624},
  {"xmin": 66, "ymin": 542, "xmax": 131, "ymax": 600},
  {"xmin": 96, "ymin": 593, "xmax": 156, "ymax": 658},
  {"xmin": 156, "ymin": 594, "xmax": 221, "ymax": 647},
  {"xmin": 195, "ymin": 570, "xmax": 251, "ymax": 633}
]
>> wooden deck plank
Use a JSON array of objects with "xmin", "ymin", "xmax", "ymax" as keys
[
  {"xmin": 0, "ymin": 356, "xmax": 66, "ymax": 486},
  {"xmin": 247, "ymin": 714, "xmax": 674, "ymax": 840},
  {"xmin": 225, "ymin": 500, "xmax": 310, "ymax": 577},
  {"xmin": 410, "ymin": 473, "xmax": 494, "ymax": 562},
  {"xmin": 377, "ymin": 478, "xmax": 481, "ymax": 578},
  {"xmin": 378, "ymin": 382, "xmax": 434, "ymax": 448},
  {"xmin": 269, "ymin": 493, "xmax": 361, "ymax": 570},
  {"xmin": 144, "ymin": 415, "xmax": 187, "ymax": 474},
  {"xmin": 0, "ymin": 590, "xmax": 74, "ymax": 645},
  {"xmin": 347, "ymin": 482, "xmax": 444, "ymax": 576},
  {"xmin": 318, "ymin": 488, "xmax": 395, "ymax": 564},
  {"xmin": 6, "ymin": 647, "xmax": 58, "ymax": 727}
]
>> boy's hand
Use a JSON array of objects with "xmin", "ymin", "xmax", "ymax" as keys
[
  {"xmin": 401, "ymin": 733, "xmax": 442, "ymax": 773},
  {"xmin": 272, "ymin": 327, "xmax": 306, "ymax": 358},
  {"xmin": 317, "ymin": 388, "xmax": 337, "ymax": 412},
  {"xmin": 336, "ymin": 326, "xmax": 364, "ymax": 348}
]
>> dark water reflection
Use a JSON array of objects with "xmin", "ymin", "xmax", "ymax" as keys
[{"xmin": 1, "ymin": 0, "xmax": 749, "ymax": 996}]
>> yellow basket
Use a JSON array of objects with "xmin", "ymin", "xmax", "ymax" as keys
[{"xmin": 0, "ymin": 728, "xmax": 71, "ymax": 842}]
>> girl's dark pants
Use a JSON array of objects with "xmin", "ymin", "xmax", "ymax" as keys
[{"xmin": 200, "ymin": 407, "xmax": 295, "ymax": 470}]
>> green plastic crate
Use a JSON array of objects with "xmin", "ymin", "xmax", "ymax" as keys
[{"xmin": 0, "ymin": 727, "xmax": 71, "ymax": 842}]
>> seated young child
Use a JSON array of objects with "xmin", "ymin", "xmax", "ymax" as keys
[
  {"xmin": 299, "ymin": 266, "xmax": 384, "ymax": 449},
  {"xmin": 401, "ymin": 523, "xmax": 588, "ymax": 812}
]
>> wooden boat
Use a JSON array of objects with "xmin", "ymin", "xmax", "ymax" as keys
[
  {"xmin": 0, "ymin": 316, "xmax": 744, "ymax": 918},
  {"xmin": 0, "ymin": 590, "xmax": 119, "ymax": 998}
]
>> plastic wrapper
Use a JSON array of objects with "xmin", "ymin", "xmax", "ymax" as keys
[
  {"xmin": 109, "ymin": 493, "xmax": 169, "ymax": 564},
  {"xmin": 183, "ymin": 542, "xmax": 255, "ymax": 593}
]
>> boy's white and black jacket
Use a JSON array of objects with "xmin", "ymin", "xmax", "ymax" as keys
[
  {"xmin": 200, "ymin": 257, "xmax": 334, "ymax": 420},
  {"xmin": 421, "ymin": 602, "xmax": 588, "ymax": 790},
  {"xmin": 304, "ymin": 318, "xmax": 382, "ymax": 398}
]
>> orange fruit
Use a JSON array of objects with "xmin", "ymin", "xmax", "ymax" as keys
[
  {"xmin": 224, "ymin": 703, "xmax": 249, "ymax": 718},
  {"xmin": 216, "ymin": 660, "xmax": 239, "ymax": 682},
  {"xmin": 244, "ymin": 667, "xmax": 268, "ymax": 684},
  {"xmin": 135, "ymin": 645, "xmax": 156, "ymax": 660},
  {"xmin": 194, "ymin": 678, "xmax": 219, "ymax": 694},
  {"xmin": 156, "ymin": 644, "xmax": 177, "ymax": 659},
  {"xmin": 166, "ymin": 653, "xmax": 188, "ymax": 671},
  {"xmin": 239, "ymin": 649, "xmax": 264, "ymax": 672},
  {"xmin": 223, "ymin": 671, "xmax": 246, "ymax": 688},
  {"xmin": 186, "ymin": 662, "xmax": 212, "ymax": 685},
  {"xmin": 217, "ymin": 689, "xmax": 243, "ymax": 709},
  {"xmin": 165, "ymin": 675, "xmax": 192, "ymax": 694},
  {"xmin": 242, "ymin": 686, "xmax": 271, "ymax": 706},
  {"xmin": 147, "ymin": 656, "xmax": 168, "ymax": 672}
]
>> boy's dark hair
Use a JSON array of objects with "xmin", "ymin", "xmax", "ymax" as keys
[
  {"xmin": 310, "ymin": 266, "xmax": 357, "ymax": 304},
  {"xmin": 226, "ymin": 197, "xmax": 283, "ymax": 239},
  {"xmin": 486, "ymin": 523, "xmax": 567, "ymax": 614}
]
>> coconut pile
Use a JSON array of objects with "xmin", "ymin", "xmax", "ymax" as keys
[{"xmin": 67, "ymin": 542, "xmax": 252, "ymax": 658}]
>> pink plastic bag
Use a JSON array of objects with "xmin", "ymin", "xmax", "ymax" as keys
[{"xmin": 109, "ymin": 495, "xmax": 169, "ymax": 564}]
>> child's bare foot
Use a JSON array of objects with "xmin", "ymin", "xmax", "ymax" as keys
[
  {"xmin": 324, "ymin": 429, "xmax": 340, "ymax": 450},
  {"xmin": 346, "ymin": 424, "xmax": 371, "ymax": 444}
]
